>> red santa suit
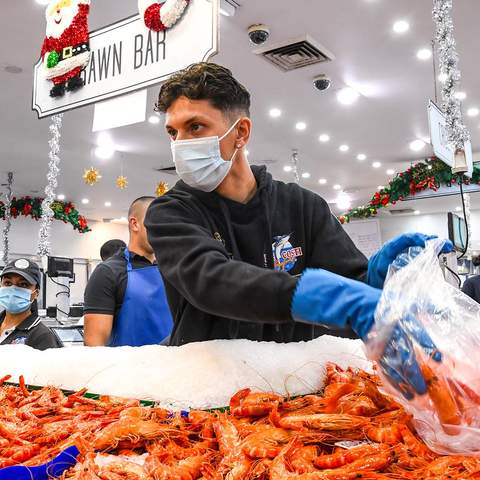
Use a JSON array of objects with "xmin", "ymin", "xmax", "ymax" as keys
[{"xmin": 41, "ymin": 2, "xmax": 90, "ymax": 86}]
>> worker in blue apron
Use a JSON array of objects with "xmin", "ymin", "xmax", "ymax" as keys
[{"xmin": 108, "ymin": 248, "xmax": 173, "ymax": 347}]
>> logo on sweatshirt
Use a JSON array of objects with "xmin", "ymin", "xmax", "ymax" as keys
[{"xmin": 272, "ymin": 234, "xmax": 303, "ymax": 272}]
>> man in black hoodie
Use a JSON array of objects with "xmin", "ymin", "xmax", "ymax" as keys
[{"xmin": 146, "ymin": 63, "xmax": 452, "ymax": 400}]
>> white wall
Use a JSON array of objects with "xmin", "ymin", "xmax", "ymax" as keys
[
  {"xmin": 378, "ymin": 210, "xmax": 480, "ymax": 250},
  {"xmin": 2, "ymin": 218, "xmax": 128, "ymax": 260}
]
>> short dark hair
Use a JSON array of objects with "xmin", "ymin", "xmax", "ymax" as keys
[
  {"xmin": 128, "ymin": 196, "xmax": 155, "ymax": 219},
  {"xmin": 155, "ymin": 62, "xmax": 251, "ymax": 118},
  {"xmin": 100, "ymin": 239, "xmax": 126, "ymax": 261}
]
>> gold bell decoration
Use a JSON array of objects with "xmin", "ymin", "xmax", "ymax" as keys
[
  {"xmin": 83, "ymin": 167, "xmax": 102, "ymax": 186},
  {"xmin": 156, "ymin": 181, "xmax": 169, "ymax": 197},
  {"xmin": 116, "ymin": 175, "xmax": 128, "ymax": 190}
]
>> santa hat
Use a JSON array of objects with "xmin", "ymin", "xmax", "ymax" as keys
[{"xmin": 138, "ymin": 0, "xmax": 190, "ymax": 31}]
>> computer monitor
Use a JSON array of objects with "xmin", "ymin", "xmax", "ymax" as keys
[
  {"xmin": 448, "ymin": 212, "xmax": 467, "ymax": 252},
  {"xmin": 47, "ymin": 256, "xmax": 74, "ymax": 279}
]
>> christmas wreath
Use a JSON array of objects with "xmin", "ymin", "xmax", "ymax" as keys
[
  {"xmin": 339, "ymin": 158, "xmax": 480, "ymax": 224},
  {"xmin": 0, "ymin": 197, "xmax": 90, "ymax": 234}
]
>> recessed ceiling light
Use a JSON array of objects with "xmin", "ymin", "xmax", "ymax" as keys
[
  {"xmin": 467, "ymin": 107, "xmax": 479, "ymax": 117},
  {"xmin": 302, "ymin": 172, "xmax": 311, "ymax": 179},
  {"xmin": 416, "ymin": 48, "xmax": 432, "ymax": 60},
  {"xmin": 333, "ymin": 184, "xmax": 342, "ymax": 190},
  {"xmin": 372, "ymin": 162, "xmax": 382, "ymax": 168},
  {"xmin": 295, "ymin": 122, "xmax": 307, "ymax": 131},
  {"xmin": 339, "ymin": 144, "xmax": 350, "ymax": 152},
  {"xmin": 393, "ymin": 20, "xmax": 410, "ymax": 34},
  {"xmin": 57, "ymin": 194, "xmax": 65, "ymax": 201},
  {"xmin": 414, "ymin": 210, "xmax": 421, "ymax": 215},
  {"xmin": 319, "ymin": 178, "xmax": 327, "ymax": 185},
  {"xmin": 409, "ymin": 139, "xmax": 426, "ymax": 152},
  {"xmin": 319, "ymin": 134, "xmax": 330, "ymax": 143},
  {"xmin": 36, "ymin": 0, "xmax": 50, "ymax": 4},
  {"xmin": 438, "ymin": 73, "xmax": 448, "ymax": 83},
  {"xmin": 105, "ymin": 201, "xmax": 112, "ymax": 207},
  {"xmin": 148, "ymin": 115, "xmax": 160, "ymax": 125},
  {"xmin": 269, "ymin": 108, "xmax": 282, "ymax": 118},
  {"xmin": 245, "ymin": 149, "xmax": 250, "ymax": 156},
  {"xmin": 456, "ymin": 206, "xmax": 462, "ymax": 212},
  {"xmin": 337, "ymin": 87, "xmax": 360, "ymax": 106},
  {"xmin": 378, "ymin": 185, "xmax": 385, "ymax": 190},
  {"xmin": 95, "ymin": 145, "xmax": 115, "ymax": 160},
  {"xmin": 81, "ymin": 198, "xmax": 89, "ymax": 205},
  {"xmin": 283, "ymin": 165, "xmax": 293, "ymax": 172},
  {"xmin": 357, "ymin": 154, "xmax": 367, "ymax": 161},
  {"xmin": 386, "ymin": 169, "xmax": 395, "ymax": 175},
  {"xmin": 455, "ymin": 91, "xmax": 467, "ymax": 101}
]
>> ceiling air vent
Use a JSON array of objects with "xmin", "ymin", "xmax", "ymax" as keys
[
  {"xmin": 389, "ymin": 209, "xmax": 415, "ymax": 215},
  {"xmin": 254, "ymin": 35, "xmax": 335, "ymax": 72}
]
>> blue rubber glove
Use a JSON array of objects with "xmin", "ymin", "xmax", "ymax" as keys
[
  {"xmin": 378, "ymin": 312, "xmax": 442, "ymax": 400},
  {"xmin": 291, "ymin": 269, "xmax": 382, "ymax": 339},
  {"xmin": 0, "ymin": 446, "xmax": 79, "ymax": 480},
  {"xmin": 291, "ymin": 269, "xmax": 443, "ymax": 400},
  {"xmin": 367, "ymin": 233, "xmax": 454, "ymax": 289}
]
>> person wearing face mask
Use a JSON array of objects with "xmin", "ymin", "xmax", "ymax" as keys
[
  {"xmin": 0, "ymin": 258, "xmax": 62, "ymax": 350},
  {"xmin": 145, "ymin": 63, "xmax": 453, "ymax": 401}
]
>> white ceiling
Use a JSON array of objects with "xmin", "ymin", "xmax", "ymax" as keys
[{"xmin": 1, "ymin": 0, "xmax": 479, "ymax": 222}]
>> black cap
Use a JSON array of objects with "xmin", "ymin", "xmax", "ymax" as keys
[{"xmin": 1, "ymin": 258, "xmax": 41, "ymax": 287}]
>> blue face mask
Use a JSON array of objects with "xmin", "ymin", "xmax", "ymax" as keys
[{"xmin": 0, "ymin": 286, "xmax": 34, "ymax": 314}]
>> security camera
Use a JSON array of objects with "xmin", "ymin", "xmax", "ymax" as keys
[
  {"xmin": 248, "ymin": 24, "xmax": 270, "ymax": 45},
  {"xmin": 313, "ymin": 74, "xmax": 332, "ymax": 92}
]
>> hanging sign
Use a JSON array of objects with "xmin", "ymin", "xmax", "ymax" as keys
[{"xmin": 33, "ymin": 0, "xmax": 219, "ymax": 119}]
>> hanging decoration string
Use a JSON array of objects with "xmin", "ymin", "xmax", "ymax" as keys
[
  {"xmin": 432, "ymin": 0, "xmax": 470, "ymax": 150},
  {"xmin": 1, "ymin": 172, "xmax": 14, "ymax": 265},
  {"xmin": 38, "ymin": 114, "xmax": 63, "ymax": 257},
  {"xmin": 291, "ymin": 150, "xmax": 300, "ymax": 184}
]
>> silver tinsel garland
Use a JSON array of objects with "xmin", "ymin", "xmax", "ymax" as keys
[
  {"xmin": 37, "ymin": 114, "xmax": 63, "ymax": 257},
  {"xmin": 291, "ymin": 150, "xmax": 300, "ymax": 184},
  {"xmin": 1, "ymin": 172, "xmax": 14, "ymax": 265},
  {"xmin": 433, "ymin": 0, "xmax": 470, "ymax": 150}
]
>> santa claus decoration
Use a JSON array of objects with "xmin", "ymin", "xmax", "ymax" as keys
[
  {"xmin": 41, "ymin": 0, "xmax": 91, "ymax": 98},
  {"xmin": 138, "ymin": 0, "xmax": 190, "ymax": 32}
]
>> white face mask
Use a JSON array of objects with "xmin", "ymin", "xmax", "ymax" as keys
[{"xmin": 171, "ymin": 119, "xmax": 241, "ymax": 192}]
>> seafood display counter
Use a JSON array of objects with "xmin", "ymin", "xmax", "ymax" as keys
[{"xmin": 0, "ymin": 337, "xmax": 479, "ymax": 479}]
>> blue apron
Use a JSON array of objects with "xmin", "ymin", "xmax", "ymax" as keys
[{"xmin": 108, "ymin": 248, "xmax": 173, "ymax": 347}]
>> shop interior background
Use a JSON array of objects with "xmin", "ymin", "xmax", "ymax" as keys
[{"xmin": 1, "ymin": 0, "xmax": 479, "ymax": 298}]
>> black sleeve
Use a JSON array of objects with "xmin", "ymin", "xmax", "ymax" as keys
[
  {"xmin": 308, "ymin": 194, "xmax": 368, "ymax": 281},
  {"xmin": 83, "ymin": 263, "xmax": 117, "ymax": 315},
  {"xmin": 462, "ymin": 278, "xmax": 476, "ymax": 301},
  {"xmin": 145, "ymin": 197, "xmax": 298, "ymax": 324},
  {"xmin": 27, "ymin": 328, "xmax": 63, "ymax": 351}
]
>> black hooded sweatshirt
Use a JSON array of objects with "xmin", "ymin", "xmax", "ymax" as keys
[{"xmin": 145, "ymin": 165, "xmax": 368, "ymax": 346}]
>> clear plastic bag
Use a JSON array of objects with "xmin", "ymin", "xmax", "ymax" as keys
[{"xmin": 366, "ymin": 239, "xmax": 480, "ymax": 456}]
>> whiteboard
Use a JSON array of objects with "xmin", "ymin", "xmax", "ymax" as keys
[{"xmin": 343, "ymin": 219, "xmax": 382, "ymax": 259}]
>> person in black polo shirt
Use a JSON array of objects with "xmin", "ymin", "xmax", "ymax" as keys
[
  {"xmin": 100, "ymin": 239, "xmax": 126, "ymax": 261},
  {"xmin": 83, "ymin": 196, "xmax": 173, "ymax": 347},
  {"xmin": 0, "ymin": 258, "xmax": 62, "ymax": 350}
]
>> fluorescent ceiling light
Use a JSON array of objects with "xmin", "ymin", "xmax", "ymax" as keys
[
  {"xmin": 410, "ymin": 139, "xmax": 426, "ymax": 152},
  {"xmin": 393, "ymin": 20, "xmax": 410, "ymax": 34},
  {"xmin": 416, "ymin": 48, "xmax": 432, "ymax": 60},
  {"xmin": 337, "ymin": 87, "xmax": 360, "ymax": 106}
]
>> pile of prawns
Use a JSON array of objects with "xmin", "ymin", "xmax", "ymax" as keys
[{"xmin": 0, "ymin": 364, "xmax": 479, "ymax": 480}]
